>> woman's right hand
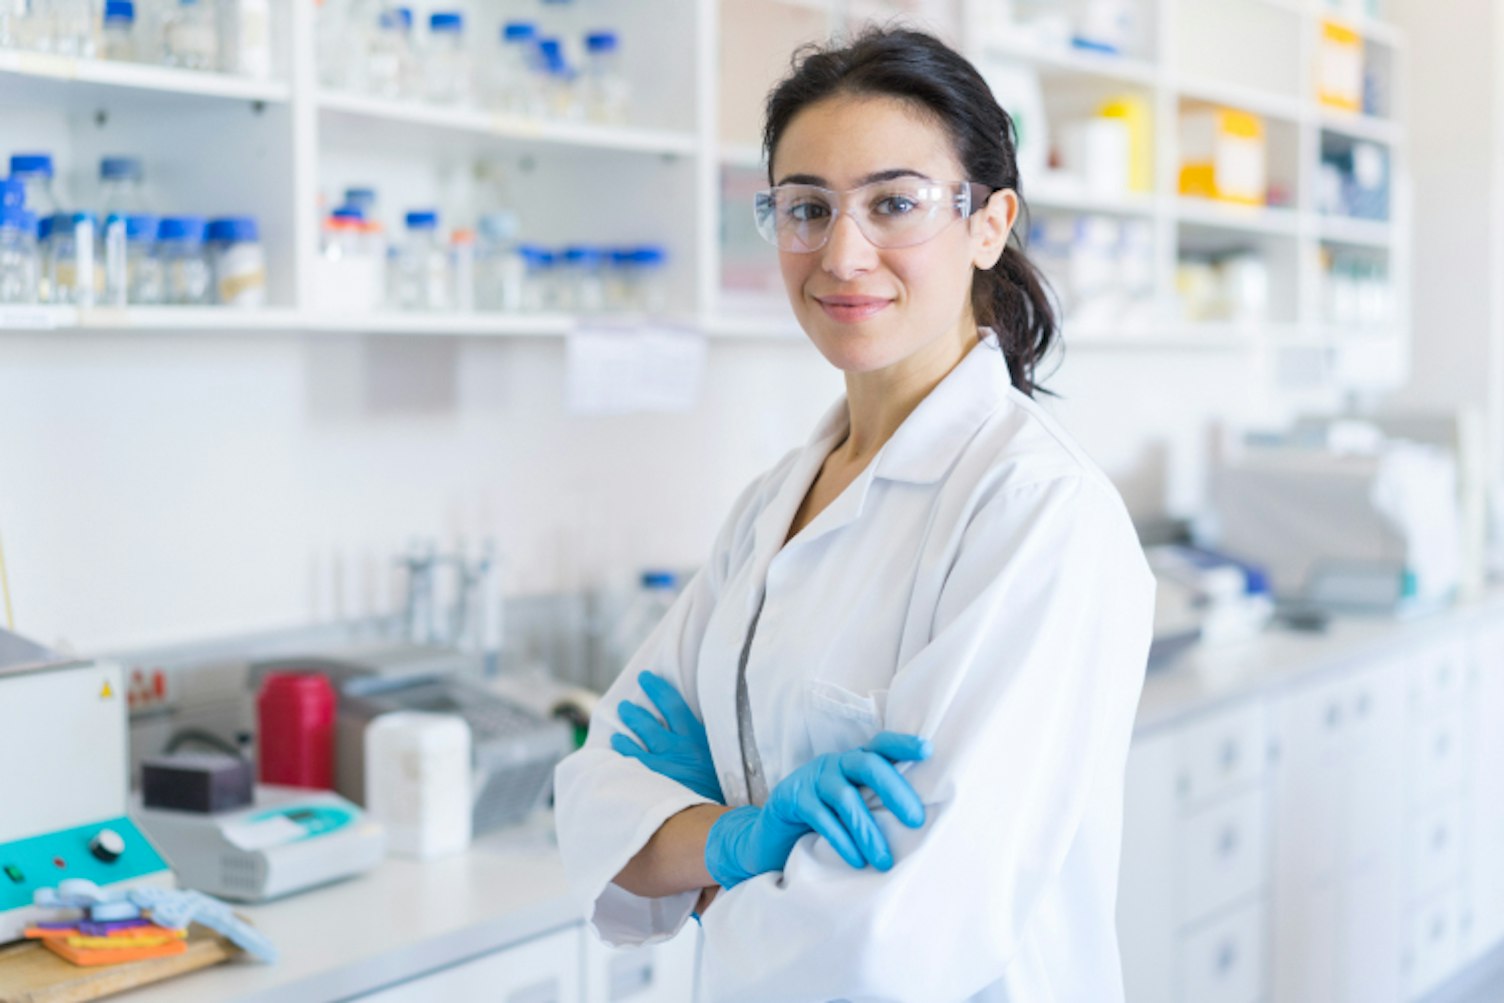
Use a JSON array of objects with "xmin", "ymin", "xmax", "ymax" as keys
[{"xmin": 703, "ymin": 731, "xmax": 931, "ymax": 890}]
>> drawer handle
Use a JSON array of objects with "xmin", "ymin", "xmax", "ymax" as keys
[
  {"xmin": 1219, "ymin": 826, "xmax": 1240, "ymax": 858},
  {"xmin": 1433, "ymin": 825, "xmax": 1449, "ymax": 851},
  {"xmin": 1354, "ymin": 692, "xmax": 1371, "ymax": 718},
  {"xmin": 1220, "ymin": 740, "xmax": 1240, "ymax": 772},
  {"xmin": 507, "ymin": 978, "xmax": 562, "ymax": 1003},
  {"xmin": 1216, "ymin": 940, "xmax": 1238, "ymax": 976},
  {"xmin": 1325, "ymin": 703, "xmax": 1342, "ymax": 730},
  {"xmin": 1434, "ymin": 733, "xmax": 1451, "ymax": 758}
]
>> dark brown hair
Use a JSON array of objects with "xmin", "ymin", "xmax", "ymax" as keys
[{"xmin": 763, "ymin": 27, "xmax": 1060, "ymax": 397}]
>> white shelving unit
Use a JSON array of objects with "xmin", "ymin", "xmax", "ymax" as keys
[{"xmin": 2, "ymin": 0, "xmax": 1408, "ymax": 385}]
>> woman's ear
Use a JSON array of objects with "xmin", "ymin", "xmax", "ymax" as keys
[{"xmin": 971, "ymin": 188, "xmax": 1018, "ymax": 271}]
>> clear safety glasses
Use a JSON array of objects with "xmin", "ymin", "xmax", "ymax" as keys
[{"xmin": 752, "ymin": 178, "xmax": 996, "ymax": 253}]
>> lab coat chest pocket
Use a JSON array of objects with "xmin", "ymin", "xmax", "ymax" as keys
[{"xmin": 804, "ymin": 679, "xmax": 888, "ymax": 759}]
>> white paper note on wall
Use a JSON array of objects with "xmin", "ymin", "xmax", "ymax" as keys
[{"xmin": 567, "ymin": 325, "xmax": 707, "ymax": 415}]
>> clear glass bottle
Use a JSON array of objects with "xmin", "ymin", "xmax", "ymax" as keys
[
  {"xmin": 363, "ymin": 5, "xmax": 414, "ymax": 99},
  {"xmin": 206, "ymin": 216, "xmax": 266, "ymax": 307},
  {"xmin": 449, "ymin": 227, "xmax": 474, "ymax": 312},
  {"xmin": 425, "ymin": 11, "xmax": 469, "ymax": 104},
  {"xmin": 156, "ymin": 215, "xmax": 211, "ymax": 304},
  {"xmin": 391, "ymin": 209, "xmax": 446, "ymax": 310},
  {"xmin": 315, "ymin": 0, "xmax": 348, "ymax": 88},
  {"xmin": 475, "ymin": 211, "xmax": 523, "ymax": 312},
  {"xmin": 629, "ymin": 245, "xmax": 668, "ymax": 314},
  {"xmin": 47, "ymin": 212, "xmax": 97, "ymax": 307},
  {"xmin": 222, "ymin": 0, "xmax": 271, "ymax": 78},
  {"xmin": 343, "ymin": 186, "xmax": 378, "ymax": 219},
  {"xmin": 535, "ymin": 37, "xmax": 578, "ymax": 119},
  {"xmin": 101, "ymin": 0, "xmax": 138, "ymax": 60},
  {"xmin": 518, "ymin": 243, "xmax": 555, "ymax": 312},
  {"xmin": 126, "ymin": 214, "xmax": 164, "ymax": 304},
  {"xmin": 561, "ymin": 245, "xmax": 604, "ymax": 313},
  {"xmin": 581, "ymin": 31, "xmax": 627, "ymax": 124},
  {"xmin": 0, "ymin": 202, "xmax": 39, "ymax": 306},
  {"xmin": 7, "ymin": 0, "xmax": 54, "ymax": 52},
  {"xmin": 50, "ymin": 0, "xmax": 95, "ymax": 57},
  {"xmin": 601, "ymin": 571, "xmax": 680, "ymax": 692},
  {"xmin": 488, "ymin": 21, "xmax": 536, "ymax": 114},
  {"xmin": 162, "ymin": 0, "xmax": 218, "ymax": 71},
  {"xmin": 9, "ymin": 153, "xmax": 62, "ymax": 219},
  {"xmin": 99, "ymin": 156, "xmax": 147, "ymax": 215}
]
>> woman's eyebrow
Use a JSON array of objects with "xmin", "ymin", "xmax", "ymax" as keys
[{"xmin": 772, "ymin": 168, "xmax": 935, "ymax": 187}]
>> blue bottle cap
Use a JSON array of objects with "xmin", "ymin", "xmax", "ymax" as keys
[
  {"xmin": 206, "ymin": 216, "xmax": 259, "ymax": 243},
  {"xmin": 0, "ymin": 178, "xmax": 22, "ymax": 209},
  {"xmin": 429, "ymin": 11, "xmax": 462, "ymax": 31},
  {"xmin": 0, "ymin": 206, "xmax": 35, "ymax": 233},
  {"xmin": 537, "ymin": 37, "xmax": 564, "ymax": 67},
  {"xmin": 405, "ymin": 210, "xmax": 439, "ymax": 229},
  {"xmin": 563, "ymin": 245, "xmax": 603, "ymax": 265},
  {"xmin": 331, "ymin": 206, "xmax": 365, "ymax": 223},
  {"xmin": 502, "ymin": 21, "xmax": 535, "ymax": 41},
  {"xmin": 641, "ymin": 570, "xmax": 676, "ymax": 589},
  {"xmin": 518, "ymin": 244, "xmax": 553, "ymax": 266},
  {"xmin": 386, "ymin": 6, "xmax": 412, "ymax": 29},
  {"xmin": 633, "ymin": 245, "xmax": 668, "ymax": 266},
  {"xmin": 9, "ymin": 153, "xmax": 54, "ymax": 178},
  {"xmin": 37, "ymin": 214, "xmax": 54, "ymax": 241},
  {"xmin": 103, "ymin": 0, "xmax": 134, "ymax": 20},
  {"xmin": 123, "ymin": 214, "xmax": 158, "ymax": 241},
  {"xmin": 343, "ymin": 186, "xmax": 377, "ymax": 210},
  {"xmin": 585, "ymin": 32, "xmax": 617, "ymax": 52},
  {"xmin": 55, "ymin": 211, "xmax": 98, "ymax": 229},
  {"xmin": 157, "ymin": 215, "xmax": 206, "ymax": 243},
  {"xmin": 100, "ymin": 156, "xmax": 142, "ymax": 181}
]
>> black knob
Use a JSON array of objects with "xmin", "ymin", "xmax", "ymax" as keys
[{"xmin": 90, "ymin": 829, "xmax": 125, "ymax": 863}]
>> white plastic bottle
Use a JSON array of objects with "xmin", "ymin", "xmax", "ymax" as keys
[
  {"xmin": 161, "ymin": 0, "xmax": 218, "ymax": 70},
  {"xmin": 425, "ymin": 11, "xmax": 470, "ymax": 104},
  {"xmin": 391, "ymin": 209, "xmax": 447, "ymax": 310},
  {"xmin": 222, "ymin": 0, "xmax": 271, "ymax": 78},
  {"xmin": 364, "ymin": 712, "xmax": 472, "ymax": 860}
]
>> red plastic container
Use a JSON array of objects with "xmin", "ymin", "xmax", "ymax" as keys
[{"xmin": 256, "ymin": 672, "xmax": 335, "ymax": 789}]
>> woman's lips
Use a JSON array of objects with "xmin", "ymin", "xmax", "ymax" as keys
[{"xmin": 815, "ymin": 296, "xmax": 892, "ymax": 323}]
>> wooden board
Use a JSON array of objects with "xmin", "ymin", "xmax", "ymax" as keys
[{"xmin": 0, "ymin": 925, "xmax": 235, "ymax": 1003}]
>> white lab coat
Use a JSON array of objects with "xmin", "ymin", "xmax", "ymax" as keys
[{"xmin": 554, "ymin": 335, "xmax": 1155, "ymax": 1003}]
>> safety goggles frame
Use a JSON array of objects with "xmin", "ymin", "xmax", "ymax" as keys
[{"xmin": 752, "ymin": 178, "xmax": 997, "ymax": 253}]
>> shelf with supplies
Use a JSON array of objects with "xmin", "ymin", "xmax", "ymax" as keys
[
  {"xmin": 953, "ymin": 0, "xmax": 1409, "ymax": 392},
  {"xmin": 0, "ymin": 49, "xmax": 291, "ymax": 108}
]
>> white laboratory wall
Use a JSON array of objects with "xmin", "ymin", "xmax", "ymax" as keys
[{"xmin": 0, "ymin": 326, "xmax": 1317, "ymax": 653}]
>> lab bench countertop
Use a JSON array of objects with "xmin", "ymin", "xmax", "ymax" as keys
[{"xmin": 112, "ymin": 813, "xmax": 578, "ymax": 1003}]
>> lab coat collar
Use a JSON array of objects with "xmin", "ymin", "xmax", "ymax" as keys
[
  {"xmin": 748, "ymin": 332, "xmax": 1009, "ymax": 580},
  {"xmin": 872, "ymin": 333, "xmax": 1009, "ymax": 485}
]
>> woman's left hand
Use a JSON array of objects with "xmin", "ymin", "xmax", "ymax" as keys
[{"xmin": 612, "ymin": 671, "xmax": 725, "ymax": 804}]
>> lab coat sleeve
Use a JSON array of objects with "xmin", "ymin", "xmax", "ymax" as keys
[
  {"xmin": 553, "ymin": 473, "xmax": 772, "ymax": 948},
  {"xmin": 698, "ymin": 474, "xmax": 1156, "ymax": 1002}
]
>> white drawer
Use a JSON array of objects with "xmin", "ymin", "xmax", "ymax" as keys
[
  {"xmin": 1181, "ymin": 787, "xmax": 1269, "ymax": 924},
  {"xmin": 1177, "ymin": 703, "xmax": 1267, "ymax": 807},
  {"xmin": 1403, "ymin": 888, "xmax": 1464, "ymax": 1001},
  {"xmin": 1407, "ymin": 640, "xmax": 1469, "ymax": 720},
  {"xmin": 1179, "ymin": 901, "xmax": 1267, "ymax": 1003},
  {"xmin": 1406, "ymin": 711, "xmax": 1466, "ymax": 807},
  {"xmin": 1407, "ymin": 801, "xmax": 1464, "ymax": 902}
]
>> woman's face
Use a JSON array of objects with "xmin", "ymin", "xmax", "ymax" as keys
[{"xmin": 769, "ymin": 93, "xmax": 1015, "ymax": 376}]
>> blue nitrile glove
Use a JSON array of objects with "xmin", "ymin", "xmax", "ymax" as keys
[
  {"xmin": 704, "ymin": 731, "xmax": 932, "ymax": 890},
  {"xmin": 611, "ymin": 670, "xmax": 725, "ymax": 804}
]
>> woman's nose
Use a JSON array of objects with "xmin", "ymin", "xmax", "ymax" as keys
[{"xmin": 820, "ymin": 212, "xmax": 879, "ymax": 279}]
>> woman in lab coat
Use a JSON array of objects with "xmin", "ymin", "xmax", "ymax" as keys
[{"xmin": 554, "ymin": 27, "xmax": 1155, "ymax": 1003}]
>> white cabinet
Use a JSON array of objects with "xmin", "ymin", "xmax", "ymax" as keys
[
  {"xmin": 582, "ymin": 926, "xmax": 700, "ymax": 1003},
  {"xmin": 1271, "ymin": 658, "xmax": 1405, "ymax": 1003},
  {"xmin": 1118, "ymin": 702, "xmax": 1272, "ymax": 1003},
  {"xmin": 356, "ymin": 925, "xmax": 585, "ymax": 1003},
  {"xmin": 1463, "ymin": 622, "xmax": 1504, "ymax": 961}
]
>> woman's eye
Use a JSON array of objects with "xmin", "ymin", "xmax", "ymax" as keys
[
  {"xmin": 874, "ymin": 195, "xmax": 918, "ymax": 216},
  {"xmin": 786, "ymin": 201, "xmax": 831, "ymax": 223}
]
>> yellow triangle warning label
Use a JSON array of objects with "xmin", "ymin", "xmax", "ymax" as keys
[{"xmin": 100, "ymin": 681, "xmax": 114, "ymax": 699}]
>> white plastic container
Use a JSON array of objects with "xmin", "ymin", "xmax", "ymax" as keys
[
  {"xmin": 222, "ymin": 0, "xmax": 271, "ymax": 78},
  {"xmin": 364, "ymin": 711, "xmax": 472, "ymax": 860}
]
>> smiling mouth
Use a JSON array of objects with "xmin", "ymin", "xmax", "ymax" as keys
[{"xmin": 814, "ymin": 296, "xmax": 893, "ymax": 323}]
